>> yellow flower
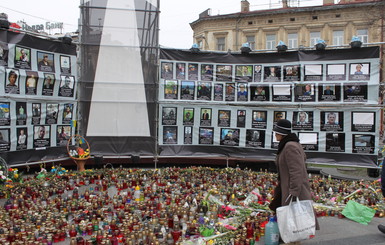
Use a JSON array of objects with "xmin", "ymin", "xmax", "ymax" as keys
[{"xmin": 14, "ymin": 174, "xmax": 18, "ymax": 179}]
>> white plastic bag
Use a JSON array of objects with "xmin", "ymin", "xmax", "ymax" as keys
[{"xmin": 276, "ymin": 197, "xmax": 316, "ymax": 243}]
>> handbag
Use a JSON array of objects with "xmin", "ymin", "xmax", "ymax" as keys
[{"xmin": 276, "ymin": 196, "xmax": 316, "ymax": 243}]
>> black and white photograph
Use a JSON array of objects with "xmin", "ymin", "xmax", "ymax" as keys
[
  {"xmin": 184, "ymin": 126, "xmax": 193, "ymax": 144},
  {"xmin": 0, "ymin": 129, "xmax": 10, "ymax": 152},
  {"xmin": 58, "ymin": 75, "xmax": 75, "ymax": 97},
  {"xmin": 162, "ymin": 107, "xmax": 177, "ymax": 125},
  {"xmin": 33, "ymin": 125, "xmax": 50, "ymax": 148},
  {"xmin": 46, "ymin": 103, "xmax": 59, "ymax": 124},
  {"xmin": 292, "ymin": 111, "xmax": 314, "ymax": 131},
  {"xmin": 42, "ymin": 73, "xmax": 55, "ymax": 96},
  {"xmin": 246, "ymin": 129, "xmax": 265, "ymax": 148},
  {"xmin": 326, "ymin": 133, "xmax": 345, "ymax": 152}
]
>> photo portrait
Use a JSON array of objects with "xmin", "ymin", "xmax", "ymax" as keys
[
  {"xmin": 251, "ymin": 110, "xmax": 267, "ymax": 129},
  {"xmin": 220, "ymin": 128, "xmax": 240, "ymax": 146},
  {"xmin": 200, "ymin": 108, "xmax": 212, "ymax": 126},
  {"xmin": 237, "ymin": 83, "xmax": 248, "ymax": 101},
  {"xmin": 0, "ymin": 129, "xmax": 10, "ymax": 152},
  {"xmin": 273, "ymin": 111, "xmax": 286, "ymax": 122},
  {"xmin": 235, "ymin": 65, "xmax": 252, "ymax": 82},
  {"xmin": 343, "ymin": 83, "xmax": 368, "ymax": 102},
  {"xmin": 163, "ymin": 126, "xmax": 178, "ymax": 144},
  {"xmin": 161, "ymin": 62, "xmax": 173, "ymax": 79},
  {"xmin": 176, "ymin": 63, "xmax": 186, "ymax": 80},
  {"xmin": 62, "ymin": 103, "xmax": 74, "ymax": 124},
  {"xmin": 349, "ymin": 63, "xmax": 370, "ymax": 81},
  {"xmin": 320, "ymin": 111, "xmax": 344, "ymax": 131},
  {"xmin": 17, "ymin": 127, "xmax": 28, "ymax": 150},
  {"xmin": 42, "ymin": 73, "xmax": 55, "ymax": 96},
  {"xmin": 213, "ymin": 83, "xmax": 224, "ymax": 101},
  {"xmin": 197, "ymin": 82, "xmax": 212, "ymax": 101},
  {"xmin": 33, "ymin": 125, "xmax": 50, "ymax": 148},
  {"xmin": 294, "ymin": 83, "xmax": 315, "ymax": 102},
  {"xmin": 183, "ymin": 108, "xmax": 194, "ymax": 125},
  {"xmin": 237, "ymin": 110, "xmax": 246, "ymax": 128},
  {"xmin": 246, "ymin": 129, "xmax": 265, "ymax": 148},
  {"xmin": 253, "ymin": 65, "xmax": 262, "ymax": 82},
  {"xmin": 200, "ymin": 64, "xmax": 214, "ymax": 81},
  {"xmin": 25, "ymin": 71, "xmax": 38, "ymax": 95},
  {"xmin": 188, "ymin": 63, "xmax": 199, "ymax": 80},
  {"xmin": 5, "ymin": 69, "xmax": 20, "ymax": 94},
  {"xmin": 0, "ymin": 41, "xmax": 9, "ymax": 66},
  {"xmin": 218, "ymin": 110, "xmax": 231, "ymax": 127},
  {"xmin": 283, "ymin": 65, "xmax": 300, "ymax": 81},
  {"xmin": 46, "ymin": 103, "xmax": 59, "ymax": 124},
  {"xmin": 184, "ymin": 126, "xmax": 193, "ymax": 144},
  {"xmin": 318, "ymin": 83, "xmax": 341, "ymax": 102},
  {"xmin": 225, "ymin": 83, "xmax": 236, "ymax": 102},
  {"xmin": 37, "ymin": 52, "xmax": 55, "ymax": 72},
  {"xmin": 326, "ymin": 133, "xmax": 345, "ymax": 152},
  {"xmin": 59, "ymin": 75, "xmax": 75, "ymax": 97},
  {"xmin": 57, "ymin": 125, "xmax": 71, "ymax": 146},
  {"xmin": 16, "ymin": 102, "xmax": 27, "ymax": 126},
  {"xmin": 264, "ymin": 66, "xmax": 281, "ymax": 82},
  {"xmin": 14, "ymin": 46, "xmax": 31, "ymax": 69},
  {"xmin": 250, "ymin": 84, "xmax": 269, "ymax": 101},
  {"xmin": 32, "ymin": 103, "xmax": 41, "ymax": 125},
  {"xmin": 292, "ymin": 111, "xmax": 313, "ymax": 131}
]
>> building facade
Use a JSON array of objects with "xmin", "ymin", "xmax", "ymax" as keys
[{"xmin": 190, "ymin": 0, "xmax": 384, "ymax": 53}]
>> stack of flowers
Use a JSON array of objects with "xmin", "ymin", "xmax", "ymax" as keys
[{"xmin": 67, "ymin": 135, "xmax": 90, "ymax": 160}]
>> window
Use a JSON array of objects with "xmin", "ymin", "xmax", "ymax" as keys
[
  {"xmin": 333, "ymin": 30, "xmax": 344, "ymax": 46},
  {"xmin": 217, "ymin": 37, "xmax": 225, "ymax": 51},
  {"xmin": 310, "ymin": 31, "xmax": 321, "ymax": 46},
  {"xmin": 357, "ymin": 29, "xmax": 368, "ymax": 44},
  {"xmin": 268, "ymin": 20, "xmax": 273, "ymax": 23},
  {"xmin": 288, "ymin": 33, "xmax": 298, "ymax": 49},
  {"xmin": 246, "ymin": 35, "xmax": 255, "ymax": 50},
  {"xmin": 312, "ymin": 16, "xmax": 318, "ymax": 20},
  {"xmin": 290, "ymin": 18, "xmax": 295, "ymax": 22},
  {"xmin": 266, "ymin": 34, "xmax": 276, "ymax": 50}
]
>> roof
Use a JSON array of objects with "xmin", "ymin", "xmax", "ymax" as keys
[{"xmin": 190, "ymin": 1, "xmax": 384, "ymax": 27}]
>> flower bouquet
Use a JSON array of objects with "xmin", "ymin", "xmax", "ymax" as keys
[{"xmin": 67, "ymin": 135, "xmax": 90, "ymax": 171}]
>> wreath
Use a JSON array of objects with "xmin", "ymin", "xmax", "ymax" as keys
[{"xmin": 67, "ymin": 135, "xmax": 90, "ymax": 160}]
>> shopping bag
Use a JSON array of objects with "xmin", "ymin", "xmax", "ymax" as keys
[
  {"xmin": 276, "ymin": 197, "xmax": 316, "ymax": 243},
  {"xmin": 341, "ymin": 200, "xmax": 375, "ymax": 225}
]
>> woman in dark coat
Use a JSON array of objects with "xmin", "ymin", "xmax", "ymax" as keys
[{"xmin": 269, "ymin": 119, "xmax": 319, "ymax": 244}]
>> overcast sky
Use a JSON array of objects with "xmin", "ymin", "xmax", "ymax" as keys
[{"xmin": 0, "ymin": 0, "xmax": 324, "ymax": 49}]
